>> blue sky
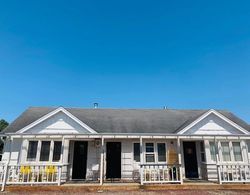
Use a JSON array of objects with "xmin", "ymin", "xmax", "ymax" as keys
[{"xmin": 0, "ymin": 0, "xmax": 250, "ymax": 123}]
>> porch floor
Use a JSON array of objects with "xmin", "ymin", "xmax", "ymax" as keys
[{"xmin": 4, "ymin": 183, "xmax": 250, "ymax": 194}]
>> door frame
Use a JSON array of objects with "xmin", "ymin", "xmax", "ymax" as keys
[
  {"xmin": 71, "ymin": 141, "xmax": 88, "ymax": 180},
  {"xmin": 182, "ymin": 141, "xmax": 199, "ymax": 179},
  {"xmin": 106, "ymin": 142, "xmax": 122, "ymax": 179}
]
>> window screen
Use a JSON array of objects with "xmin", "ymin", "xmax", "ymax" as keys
[
  {"xmin": 157, "ymin": 143, "xmax": 166, "ymax": 162},
  {"xmin": 53, "ymin": 141, "xmax": 62, "ymax": 162},
  {"xmin": 133, "ymin": 143, "xmax": 140, "ymax": 162},
  {"xmin": 27, "ymin": 141, "xmax": 38, "ymax": 161}
]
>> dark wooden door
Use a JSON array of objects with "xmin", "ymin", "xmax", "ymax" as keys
[
  {"xmin": 106, "ymin": 142, "xmax": 121, "ymax": 179},
  {"xmin": 183, "ymin": 142, "xmax": 198, "ymax": 178},
  {"xmin": 72, "ymin": 141, "xmax": 88, "ymax": 179}
]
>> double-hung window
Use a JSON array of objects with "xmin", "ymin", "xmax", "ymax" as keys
[
  {"xmin": 221, "ymin": 142, "xmax": 231, "ymax": 161},
  {"xmin": 209, "ymin": 142, "xmax": 216, "ymax": 162},
  {"xmin": 145, "ymin": 143, "xmax": 155, "ymax": 163},
  {"xmin": 27, "ymin": 141, "xmax": 38, "ymax": 161},
  {"xmin": 232, "ymin": 142, "xmax": 242, "ymax": 161}
]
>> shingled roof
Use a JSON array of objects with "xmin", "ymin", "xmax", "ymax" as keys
[{"xmin": 3, "ymin": 107, "xmax": 250, "ymax": 134}]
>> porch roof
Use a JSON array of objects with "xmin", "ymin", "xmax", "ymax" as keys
[{"xmin": 3, "ymin": 107, "xmax": 250, "ymax": 134}]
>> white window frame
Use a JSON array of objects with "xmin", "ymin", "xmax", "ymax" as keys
[
  {"xmin": 25, "ymin": 139, "xmax": 62, "ymax": 164},
  {"xmin": 144, "ymin": 141, "xmax": 167, "ymax": 164},
  {"xmin": 145, "ymin": 142, "xmax": 155, "ymax": 163},
  {"xmin": 218, "ymin": 141, "xmax": 244, "ymax": 163}
]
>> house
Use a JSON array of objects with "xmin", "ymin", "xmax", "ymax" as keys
[{"xmin": 0, "ymin": 106, "xmax": 250, "ymax": 190}]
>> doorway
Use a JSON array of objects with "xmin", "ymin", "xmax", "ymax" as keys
[
  {"xmin": 183, "ymin": 141, "xmax": 198, "ymax": 178},
  {"xmin": 72, "ymin": 141, "xmax": 88, "ymax": 179},
  {"xmin": 106, "ymin": 142, "xmax": 121, "ymax": 179}
]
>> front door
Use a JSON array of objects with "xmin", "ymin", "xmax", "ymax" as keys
[
  {"xmin": 106, "ymin": 142, "xmax": 121, "ymax": 179},
  {"xmin": 183, "ymin": 142, "xmax": 198, "ymax": 178},
  {"xmin": 72, "ymin": 141, "xmax": 88, "ymax": 179}
]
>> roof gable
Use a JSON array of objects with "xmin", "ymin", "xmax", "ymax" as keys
[
  {"xmin": 16, "ymin": 107, "xmax": 97, "ymax": 134},
  {"xmin": 177, "ymin": 109, "xmax": 249, "ymax": 135}
]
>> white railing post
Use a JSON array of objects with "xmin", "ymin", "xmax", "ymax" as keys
[
  {"xmin": 139, "ymin": 136, "xmax": 143, "ymax": 185},
  {"xmin": 58, "ymin": 165, "xmax": 62, "ymax": 186},
  {"xmin": 217, "ymin": 164, "xmax": 222, "ymax": 184},
  {"xmin": 1, "ymin": 164, "xmax": 8, "ymax": 192}
]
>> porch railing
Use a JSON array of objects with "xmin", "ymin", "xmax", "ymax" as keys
[
  {"xmin": 217, "ymin": 163, "xmax": 250, "ymax": 184},
  {"xmin": 140, "ymin": 164, "xmax": 182, "ymax": 184},
  {"xmin": 0, "ymin": 163, "xmax": 68, "ymax": 190}
]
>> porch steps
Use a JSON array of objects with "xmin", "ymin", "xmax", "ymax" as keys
[{"xmin": 5, "ymin": 183, "xmax": 250, "ymax": 193}]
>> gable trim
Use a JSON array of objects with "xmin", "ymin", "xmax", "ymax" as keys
[
  {"xmin": 16, "ymin": 107, "xmax": 97, "ymax": 134},
  {"xmin": 177, "ymin": 109, "xmax": 249, "ymax": 135}
]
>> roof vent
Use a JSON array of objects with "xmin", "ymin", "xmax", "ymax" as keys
[
  {"xmin": 163, "ymin": 106, "xmax": 168, "ymax": 109},
  {"xmin": 94, "ymin": 103, "xmax": 99, "ymax": 109}
]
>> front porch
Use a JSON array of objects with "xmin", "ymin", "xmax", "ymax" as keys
[{"xmin": 1, "ymin": 134, "xmax": 250, "ymax": 191}]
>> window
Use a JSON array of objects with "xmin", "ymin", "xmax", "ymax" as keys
[
  {"xmin": 209, "ymin": 142, "xmax": 216, "ymax": 162},
  {"xmin": 221, "ymin": 142, "xmax": 231, "ymax": 161},
  {"xmin": 40, "ymin": 141, "xmax": 51, "ymax": 161},
  {"xmin": 53, "ymin": 141, "xmax": 62, "ymax": 162},
  {"xmin": 133, "ymin": 143, "xmax": 140, "ymax": 162},
  {"xmin": 200, "ymin": 142, "xmax": 205, "ymax": 162},
  {"xmin": 157, "ymin": 143, "xmax": 166, "ymax": 162},
  {"xmin": 145, "ymin": 143, "xmax": 155, "ymax": 163},
  {"xmin": 232, "ymin": 142, "xmax": 242, "ymax": 161},
  {"xmin": 27, "ymin": 141, "xmax": 38, "ymax": 161}
]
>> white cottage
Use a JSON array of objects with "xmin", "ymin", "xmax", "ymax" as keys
[{"xmin": 1, "ymin": 106, "xmax": 250, "ymax": 190}]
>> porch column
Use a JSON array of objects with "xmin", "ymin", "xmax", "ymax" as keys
[
  {"xmin": 100, "ymin": 137, "xmax": 105, "ymax": 185},
  {"xmin": 214, "ymin": 137, "xmax": 221, "ymax": 184},
  {"xmin": 59, "ymin": 137, "xmax": 69, "ymax": 185},
  {"xmin": 177, "ymin": 137, "xmax": 183, "ymax": 184},
  {"xmin": 139, "ymin": 136, "xmax": 143, "ymax": 185}
]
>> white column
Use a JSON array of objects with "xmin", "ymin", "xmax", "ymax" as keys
[
  {"xmin": 19, "ymin": 139, "xmax": 28, "ymax": 163},
  {"xmin": 214, "ymin": 137, "xmax": 221, "ymax": 184},
  {"xmin": 100, "ymin": 137, "xmax": 104, "ymax": 185},
  {"xmin": 177, "ymin": 137, "xmax": 183, "ymax": 184},
  {"xmin": 139, "ymin": 136, "xmax": 143, "ymax": 185},
  {"xmin": 60, "ymin": 138, "xmax": 69, "ymax": 184}
]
